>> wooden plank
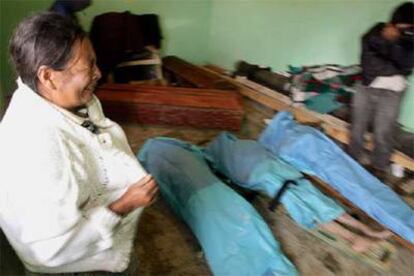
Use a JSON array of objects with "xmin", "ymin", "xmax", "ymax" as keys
[
  {"xmin": 399, "ymin": 179, "xmax": 414, "ymax": 195},
  {"xmin": 201, "ymin": 65, "xmax": 414, "ymax": 172},
  {"xmin": 163, "ymin": 56, "xmax": 238, "ymax": 90},
  {"xmin": 114, "ymin": 46, "xmax": 164, "ymax": 81},
  {"xmin": 95, "ymin": 84, "xmax": 244, "ymax": 130}
]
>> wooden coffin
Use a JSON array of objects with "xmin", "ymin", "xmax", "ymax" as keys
[{"xmin": 95, "ymin": 83, "xmax": 244, "ymax": 130}]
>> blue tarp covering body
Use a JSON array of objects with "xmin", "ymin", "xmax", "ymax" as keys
[
  {"xmin": 138, "ymin": 137, "xmax": 297, "ymax": 276},
  {"xmin": 204, "ymin": 132, "xmax": 344, "ymax": 229},
  {"xmin": 259, "ymin": 111, "xmax": 414, "ymax": 243}
]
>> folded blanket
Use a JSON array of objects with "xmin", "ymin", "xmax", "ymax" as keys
[
  {"xmin": 138, "ymin": 137, "xmax": 297, "ymax": 276},
  {"xmin": 259, "ymin": 111, "xmax": 414, "ymax": 243}
]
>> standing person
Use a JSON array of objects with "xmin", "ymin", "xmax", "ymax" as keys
[
  {"xmin": 50, "ymin": 0, "xmax": 91, "ymax": 23},
  {"xmin": 0, "ymin": 12, "xmax": 158, "ymax": 274},
  {"xmin": 349, "ymin": 2, "xmax": 414, "ymax": 179}
]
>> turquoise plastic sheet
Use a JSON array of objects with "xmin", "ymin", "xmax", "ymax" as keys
[
  {"xmin": 204, "ymin": 132, "xmax": 344, "ymax": 229},
  {"xmin": 259, "ymin": 111, "xmax": 414, "ymax": 243},
  {"xmin": 305, "ymin": 92, "xmax": 343, "ymax": 114},
  {"xmin": 137, "ymin": 137, "xmax": 297, "ymax": 276}
]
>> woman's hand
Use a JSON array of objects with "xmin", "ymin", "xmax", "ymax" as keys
[{"xmin": 109, "ymin": 174, "xmax": 159, "ymax": 216}]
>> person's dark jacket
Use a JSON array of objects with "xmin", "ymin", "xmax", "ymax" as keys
[
  {"xmin": 49, "ymin": 0, "xmax": 91, "ymax": 22},
  {"xmin": 361, "ymin": 23, "xmax": 414, "ymax": 85}
]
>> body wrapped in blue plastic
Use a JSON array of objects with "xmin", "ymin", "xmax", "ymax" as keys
[
  {"xmin": 204, "ymin": 132, "xmax": 345, "ymax": 229},
  {"xmin": 138, "ymin": 137, "xmax": 297, "ymax": 276},
  {"xmin": 259, "ymin": 111, "xmax": 414, "ymax": 243}
]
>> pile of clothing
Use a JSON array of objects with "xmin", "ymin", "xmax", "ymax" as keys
[
  {"xmin": 289, "ymin": 64, "xmax": 361, "ymax": 114},
  {"xmin": 234, "ymin": 61, "xmax": 361, "ymax": 115}
]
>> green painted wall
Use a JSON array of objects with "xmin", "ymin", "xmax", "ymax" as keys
[
  {"xmin": 0, "ymin": 0, "xmax": 51, "ymax": 116},
  {"xmin": 0, "ymin": 0, "xmax": 211, "ymax": 116},
  {"xmin": 207, "ymin": 0, "xmax": 413, "ymax": 131}
]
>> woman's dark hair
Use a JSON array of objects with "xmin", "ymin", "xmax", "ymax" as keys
[{"xmin": 9, "ymin": 12, "xmax": 86, "ymax": 92}]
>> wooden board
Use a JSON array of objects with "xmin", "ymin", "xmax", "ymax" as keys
[
  {"xmin": 399, "ymin": 179, "xmax": 414, "ymax": 195},
  {"xmin": 95, "ymin": 84, "xmax": 244, "ymax": 130},
  {"xmin": 163, "ymin": 56, "xmax": 238, "ymax": 90}
]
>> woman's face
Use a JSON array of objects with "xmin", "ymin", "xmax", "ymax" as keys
[{"xmin": 50, "ymin": 38, "xmax": 101, "ymax": 111}]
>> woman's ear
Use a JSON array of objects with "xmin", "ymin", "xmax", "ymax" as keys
[{"xmin": 37, "ymin": 65, "xmax": 57, "ymax": 90}]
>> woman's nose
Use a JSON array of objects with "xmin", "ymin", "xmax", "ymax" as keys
[{"xmin": 93, "ymin": 64, "xmax": 102, "ymax": 81}]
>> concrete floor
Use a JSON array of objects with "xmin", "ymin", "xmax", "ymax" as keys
[{"xmin": 1, "ymin": 99, "xmax": 413, "ymax": 275}]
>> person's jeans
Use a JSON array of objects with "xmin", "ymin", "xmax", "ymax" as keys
[{"xmin": 349, "ymin": 84, "xmax": 404, "ymax": 171}]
